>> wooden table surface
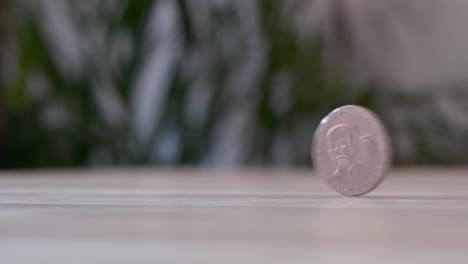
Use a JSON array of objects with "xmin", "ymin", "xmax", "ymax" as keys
[{"xmin": 0, "ymin": 168, "xmax": 468, "ymax": 263}]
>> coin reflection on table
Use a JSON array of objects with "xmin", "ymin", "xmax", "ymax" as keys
[{"xmin": 312, "ymin": 105, "xmax": 392, "ymax": 196}]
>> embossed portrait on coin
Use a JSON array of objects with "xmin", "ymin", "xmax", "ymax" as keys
[
  {"xmin": 327, "ymin": 124, "xmax": 357, "ymax": 180},
  {"xmin": 327, "ymin": 124, "xmax": 377, "ymax": 183}
]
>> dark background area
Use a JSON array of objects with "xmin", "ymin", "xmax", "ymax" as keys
[{"xmin": 3, "ymin": 0, "xmax": 468, "ymax": 168}]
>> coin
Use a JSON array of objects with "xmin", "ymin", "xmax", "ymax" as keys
[{"xmin": 312, "ymin": 105, "xmax": 391, "ymax": 196}]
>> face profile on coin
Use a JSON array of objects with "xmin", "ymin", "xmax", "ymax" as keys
[{"xmin": 312, "ymin": 105, "xmax": 391, "ymax": 196}]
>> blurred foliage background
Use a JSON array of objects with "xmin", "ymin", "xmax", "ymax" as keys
[{"xmin": 3, "ymin": 0, "xmax": 468, "ymax": 168}]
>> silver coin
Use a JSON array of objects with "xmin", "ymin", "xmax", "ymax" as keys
[{"xmin": 312, "ymin": 105, "xmax": 392, "ymax": 196}]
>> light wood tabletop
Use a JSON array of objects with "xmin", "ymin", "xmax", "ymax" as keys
[{"xmin": 0, "ymin": 168, "xmax": 468, "ymax": 264}]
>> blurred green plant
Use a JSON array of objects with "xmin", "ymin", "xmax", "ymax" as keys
[
  {"xmin": 10, "ymin": 0, "xmax": 456, "ymax": 168},
  {"xmin": 2, "ymin": 0, "xmax": 366, "ymax": 168}
]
